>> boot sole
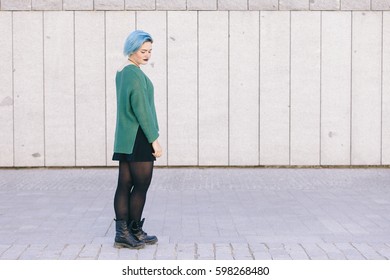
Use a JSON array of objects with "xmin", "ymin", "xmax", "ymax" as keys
[
  {"xmin": 145, "ymin": 239, "xmax": 158, "ymax": 245},
  {"xmin": 114, "ymin": 242, "xmax": 145, "ymax": 249}
]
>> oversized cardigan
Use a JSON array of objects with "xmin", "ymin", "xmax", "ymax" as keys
[{"xmin": 113, "ymin": 64, "xmax": 159, "ymax": 154}]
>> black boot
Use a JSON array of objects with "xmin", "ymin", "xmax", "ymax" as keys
[
  {"xmin": 114, "ymin": 219, "xmax": 145, "ymax": 249},
  {"xmin": 130, "ymin": 218, "xmax": 158, "ymax": 245}
]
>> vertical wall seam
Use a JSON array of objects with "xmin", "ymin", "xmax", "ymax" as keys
[
  {"xmin": 166, "ymin": 11, "xmax": 169, "ymax": 165},
  {"xmin": 73, "ymin": 11, "xmax": 77, "ymax": 166},
  {"xmin": 319, "ymin": 11, "xmax": 322, "ymax": 166},
  {"xmin": 258, "ymin": 11, "xmax": 261, "ymax": 165},
  {"xmin": 350, "ymin": 11, "xmax": 353, "ymax": 165},
  {"xmin": 104, "ymin": 11, "xmax": 107, "ymax": 166},
  {"xmin": 197, "ymin": 11, "xmax": 200, "ymax": 166},
  {"xmin": 135, "ymin": 10, "xmax": 137, "ymax": 29},
  {"xmin": 11, "ymin": 12, "xmax": 15, "ymax": 167},
  {"xmin": 289, "ymin": 11, "xmax": 292, "ymax": 166},
  {"xmin": 227, "ymin": 11, "xmax": 230, "ymax": 166},
  {"xmin": 380, "ymin": 11, "xmax": 384, "ymax": 164},
  {"xmin": 42, "ymin": 11, "xmax": 46, "ymax": 166}
]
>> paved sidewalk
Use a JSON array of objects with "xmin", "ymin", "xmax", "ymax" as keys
[{"xmin": 0, "ymin": 167, "xmax": 389, "ymax": 260}]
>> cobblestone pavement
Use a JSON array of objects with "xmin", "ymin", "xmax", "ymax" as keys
[{"xmin": 0, "ymin": 168, "xmax": 389, "ymax": 260}]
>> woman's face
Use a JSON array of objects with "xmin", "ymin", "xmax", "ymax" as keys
[{"xmin": 130, "ymin": 41, "xmax": 152, "ymax": 66}]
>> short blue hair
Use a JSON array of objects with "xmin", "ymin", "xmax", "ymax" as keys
[{"xmin": 123, "ymin": 30, "xmax": 153, "ymax": 56}]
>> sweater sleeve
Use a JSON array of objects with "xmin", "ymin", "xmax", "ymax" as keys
[{"xmin": 128, "ymin": 72, "xmax": 159, "ymax": 143}]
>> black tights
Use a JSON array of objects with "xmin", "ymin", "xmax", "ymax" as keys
[{"xmin": 114, "ymin": 161, "xmax": 154, "ymax": 222}]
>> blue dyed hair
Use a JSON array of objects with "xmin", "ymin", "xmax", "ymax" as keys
[{"xmin": 123, "ymin": 30, "xmax": 153, "ymax": 56}]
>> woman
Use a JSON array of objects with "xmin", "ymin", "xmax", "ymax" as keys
[{"xmin": 112, "ymin": 30, "xmax": 162, "ymax": 249}]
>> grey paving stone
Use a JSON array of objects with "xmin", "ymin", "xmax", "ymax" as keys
[
  {"xmin": 196, "ymin": 243, "xmax": 215, "ymax": 260},
  {"xmin": 99, "ymin": 243, "xmax": 118, "ymax": 257},
  {"xmin": 316, "ymin": 243, "xmax": 347, "ymax": 260},
  {"xmin": 39, "ymin": 244, "xmax": 67, "ymax": 260},
  {"xmin": 136, "ymin": 244, "xmax": 157, "ymax": 260},
  {"xmin": 283, "ymin": 243, "xmax": 310, "ymax": 260},
  {"xmin": 176, "ymin": 243, "xmax": 196, "ymax": 260},
  {"xmin": 77, "ymin": 244, "xmax": 102, "ymax": 260},
  {"xmin": 117, "ymin": 246, "xmax": 139, "ymax": 260},
  {"xmin": 368, "ymin": 243, "xmax": 390, "ymax": 260},
  {"xmin": 215, "ymin": 243, "xmax": 234, "ymax": 260},
  {"xmin": 18, "ymin": 244, "xmax": 47, "ymax": 260},
  {"xmin": 0, "ymin": 244, "xmax": 29, "ymax": 260},
  {"xmin": 58, "ymin": 244, "xmax": 85, "ymax": 260},
  {"xmin": 299, "ymin": 243, "xmax": 328, "ymax": 260},
  {"xmin": 155, "ymin": 243, "xmax": 177, "ymax": 260},
  {"xmin": 350, "ymin": 243, "xmax": 386, "ymax": 260},
  {"xmin": 0, "ymin": 245, "xmax": 12, "ymax": 255},
  {"xmin": 333, "ymin": 242, "xmax": 366, "ymax": 260},
  {"xmin": 266, "ymin": 243, "xmax": 292, "ymax": 260},
  {"xmin": 0, "ymin": 168, "xmax": 389, "ymax": 260},
  {"xmin": 230, "ymin": 243, "xmax": 254, "ymax": 260}
]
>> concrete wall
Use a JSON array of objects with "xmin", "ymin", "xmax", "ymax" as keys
[{"xmin": 0, "ymin": 1, "xmax": 390, "ymax": 167}]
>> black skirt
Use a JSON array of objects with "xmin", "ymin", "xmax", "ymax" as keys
[{"xmin": 112, "ymin": 127, "xmax": 156, "ymax": 162}]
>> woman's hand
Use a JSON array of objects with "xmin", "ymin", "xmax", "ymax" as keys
[{"xmin": 152, "ymin": 139, "xmax": 163, "ymax": 158}]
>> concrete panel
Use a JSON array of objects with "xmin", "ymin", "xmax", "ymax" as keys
[
  {"xmin": 229, "ymin": 11, "xmax": 259, "ymax": 165},
  {"xmin": 105, "ymin": 11, "xmax": 135, "ymax": 167},
  {"xmin": 384, "ymin": 12, "xmax": 390, "ymax": 164},
  {"xmin": 32, "ymin": 0, "xmax": 62, "ymax": 10},
  {"xmin": 249, "ymin": 0, "xmax": 278, "ymax": 10},
  {"xmin": 321, "ymin": 12, "xmax": 351, "ymax": 165},
  {"xmin": 1, "ymin": 0, "xmax": 31, "ymax": 10},
  {"xmin": 137, "ymin": 11, "xmax": 168, "ymax": 166},
  {"xmin": 95, "ymin": 0, "xmax": 124, "ymax": 10},
  {"xmin": 156, "ymin": 0, "xmax": 186, "ymax": 10},
  {"xmin": 0, "ymin": 12, "xmax": 13, "ymax": 166},
  {"xmin": 259, "ymin": 11, "xmax": 290, "ymax": 165},
  {"xmin": 351, "ymin": 12, "xmax": 382, "ymax": 165},
  {"xmin": 341, "ymin": 0, "xmax": 370, "ymax": 10},
  {"xmin": 279, "ymin": 0, "xmax": 309, "ymax": 10},
  {"xmin": 218, "ymin": 0, "xmax": 248, "ymax": 10},
  {"xmin": 310, "ymin": 0, "xmax": 340, "ymax": 10},
  {"xmin": 63, "ymin": 0, "xmax": 93, "ymax": 10},
  {"xmin": 167, "ymin": 12, "xmax": 198, "ymax": 165},
  {"xmin": 44, "ymin": 12, "xmax": 75, "ymax": 166},
  {"xmin": 75, "ymin": 12, "xmax": 106, "ymax": 166},
  {"xmin": 13, "ymin": 12, "xmax": 44, "ymax": 166},
  {"xmin": 187, "ymin": 0, "xmax": 217, "ymax": 10},
  {"xmin": 125, "ymin": 0, "xmax": 155, "ymax": 10},
  {"xmin": 198, "ymin": 11, "xmax": 229, "ymax": 165},
  {"xmin": 371, "ymin": 0, "xmax": 390, "ymax": 10},
  {"xmin": 290, "ymin": 12, "xmax": 321, "ymax": 165}
]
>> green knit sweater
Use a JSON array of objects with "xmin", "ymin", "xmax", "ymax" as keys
[{"xmin": 113, "ymin": 64, "xmax": 159, "ymax": 154}]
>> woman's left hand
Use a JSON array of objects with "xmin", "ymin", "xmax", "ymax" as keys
[{"xmin": 152, "ymin": 139, "xmax": 163, "ymax": 158}]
